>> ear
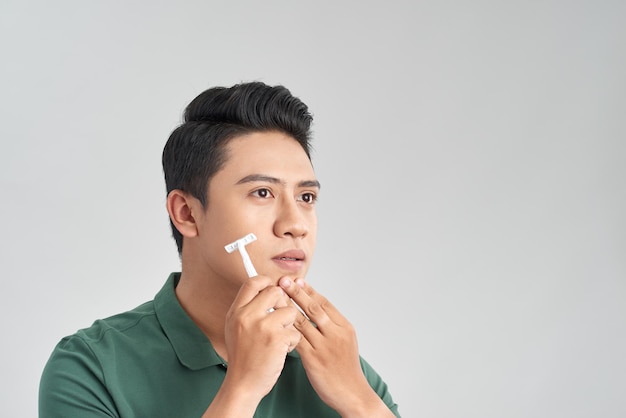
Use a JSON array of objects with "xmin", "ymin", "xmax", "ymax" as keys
[{"xmin": 166, "ymin": 190, "xmax": 200, "ymax": 239}]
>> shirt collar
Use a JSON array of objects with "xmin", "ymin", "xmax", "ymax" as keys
[
  {"xmin": 154, "ymin": 273, "xmax": 224, "ymax": 370},
  {"xmin": 154, "ymin": 272, "xmax": 300, "ymax": 370}
]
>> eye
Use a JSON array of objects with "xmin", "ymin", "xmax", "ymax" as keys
[
  {"xmin": 299, "ymin": 192, "xmax": 318, "ymax": 204},
  {"xmin": 251, "ymin": 188, "xmax": 273, "ymax": 199}
]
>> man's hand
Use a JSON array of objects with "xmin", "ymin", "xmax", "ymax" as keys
[
  {"xmin": 279, "ymin": 277, "xmax": 396, "ymax": 418},
  {"xmin": 220, "ymin": 276, "xmax": 301, "ymax": 408}
]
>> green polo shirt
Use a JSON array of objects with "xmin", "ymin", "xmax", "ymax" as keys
[{"xmin": 39, "ymin": 273, "xmax": 400, "ymax": 417}]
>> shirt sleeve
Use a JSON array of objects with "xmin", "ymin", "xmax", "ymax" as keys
[
  {"xmin": 39, "ymin": 335, "xmax": 119, "ymax": 418},
  {"xmin": 360, "ymin": 356, "xmax": 402, "ymax": 417}
]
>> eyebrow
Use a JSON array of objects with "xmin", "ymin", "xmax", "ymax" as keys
[{"xmin": 236, "ymin": 174, "xmax": 321, "ymax": 189}]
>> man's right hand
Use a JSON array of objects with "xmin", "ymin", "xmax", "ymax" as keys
[{"xmin": 221, "ymin": 275, "xmax": 301, "ymax": 407}]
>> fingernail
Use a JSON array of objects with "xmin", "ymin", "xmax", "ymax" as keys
[
  {"xmin": 279, "ymin": 277, "xmax": 292, "ymax": 288},
  {"xmin": 295, "ymin": 278, "xmax": 305, "ymax": 288}
]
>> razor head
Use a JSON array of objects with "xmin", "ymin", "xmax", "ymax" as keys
[{"xmin": 224, "ymin": 233, "xmax": 257, "ymax": 253}]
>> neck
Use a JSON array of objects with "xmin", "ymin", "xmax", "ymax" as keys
[{"xmin": 175, "ymin": 255, "xmax": 239, "ymax": 361}]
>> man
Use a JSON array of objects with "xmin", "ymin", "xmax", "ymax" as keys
[{"xmin": 39, "ymin": 82, "xmax": 400, "ymax": 417}]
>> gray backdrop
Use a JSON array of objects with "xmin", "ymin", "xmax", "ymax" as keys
[{"xmin": 1, "ymin": 1, "xmax": 625, "ymax": 417}]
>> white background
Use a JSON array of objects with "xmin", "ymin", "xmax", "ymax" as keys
[{"xmin": 1, "ymin": 1, "xmax": 625, "ymax": 417}]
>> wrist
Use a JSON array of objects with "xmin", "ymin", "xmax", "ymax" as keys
[
  {"xmin": 202, "ymin": 374, "xmax": 263, "ymax": 418},
  {"xmin": 334, "ymin": 386, "xmax": 396, "ymax": 418}
]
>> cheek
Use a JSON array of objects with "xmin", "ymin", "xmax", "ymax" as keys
[
  {"xmin": 201, "ymin": 220, "xmax": 251, "ymax": 282},
  {"xmin": 306, "ymin": 214, "xmax": 318, "ymax": 251},
  {"xmin": 309, "ymin": 212, "xmax": 318, "ymax": 235},
  {"xmin": 204, "ymin": 206, "xmax": 260, "ymax": 253},
  {"xmin": 205, "ymin": 200, "xmax": 246, "ymax": 231},
  {"xmin": 199, "ymin": 211, "xmax": 241, "ymax": 263}
]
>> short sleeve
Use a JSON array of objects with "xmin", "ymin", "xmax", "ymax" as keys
[
  {"xmin": 39, "ymin": 335, "xmax": 118, "ymax": 418},
  {"xmin": 360, "ymin": 356, "xmax": 402, "ymax": 417}
]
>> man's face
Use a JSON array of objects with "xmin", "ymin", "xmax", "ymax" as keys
[{"xmin": 193, "ymin": 130, "xmax": 319, "ymax": 286}]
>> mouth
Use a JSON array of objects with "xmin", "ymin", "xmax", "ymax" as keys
[
  {"xmin": 273, "ymin": 249, "xmax": 305, "ymax": 260},
  {"xmin": 272, "ymin": 250, "xmax": 306, "ymax": 272}
]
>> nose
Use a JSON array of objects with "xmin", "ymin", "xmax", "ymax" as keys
[{"xmin": 273, "ymin": 198, "xmax": 309, "ymax": 239}]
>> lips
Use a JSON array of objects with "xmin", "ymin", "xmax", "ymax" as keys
[
  {"xmin": 272, "ymin": 249, "xmax": 306, "ymax": 272},
  {"xmin": 273, "ymin": 249, "xmax": 305, "ymax": 261}
]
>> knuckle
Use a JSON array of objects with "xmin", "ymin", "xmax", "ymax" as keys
[
  {"xmin": 294, "ymin": 314, "xmax": 310, "ymax": 328},
  {"xmin": 268, "ymin": 286, "xmax": 283, "ymax": 297},
  {"xmin": 319, "ymin": 297, "xmax": 331, "ymax": 309},
  {"xmin": 286, "ymin": 304, "xmax": 299, "ymax": 317},
  {"xmin": 274, "ymin": 296, "xmax": 289, "ymax": 309},
  {"xmin": 289, "ymin": 283, "xmax": 303, "ymax": 297},
  {"xmin": 307, "ymin": 302, "xmax": 323, "ymax": 316},
  {"xmin": 308, "ymin": 296, "xmax": 330, "ymax": 316}
]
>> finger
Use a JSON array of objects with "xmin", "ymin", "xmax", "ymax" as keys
[
  {"xmin": 273, "ymin": 293, "xmax": 291, "ymax": 309},
  {"xmin": 260, "ymin": 308, "xmax": 302, "ymax": 352},
  {"xmin": 270, "ymin": 305, "xmax": 300, "ymax": 328},
  {"xmin": 231, "ymin": 275, "xmax": 280, "ymax": 310},
  {"xmin": 295, "ymin": 279, "xmax": 347, "ymax": 326},
  {"xmin": 291, "ymin": 307, "xmax": 322, "ymax": 348},
  {"xmin": 279, "ymin": 277, "xmax": 332, "ymax": 330},
  {"xmin": 244, "ymin": 285, "xmax": 290, "ymax": 316},
  {"xmin": 286, "ymin": 328, "xmax": 302, "ymax": 353}
]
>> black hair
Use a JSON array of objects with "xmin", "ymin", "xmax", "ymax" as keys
[{"xmin": 162, "ymin": 81, "xmax": 314, "ymax": 254}]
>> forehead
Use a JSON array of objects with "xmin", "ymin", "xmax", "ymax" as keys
[{"xmin": 220, "ymin": 131, "xmax": 314, "ymax": 179}]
